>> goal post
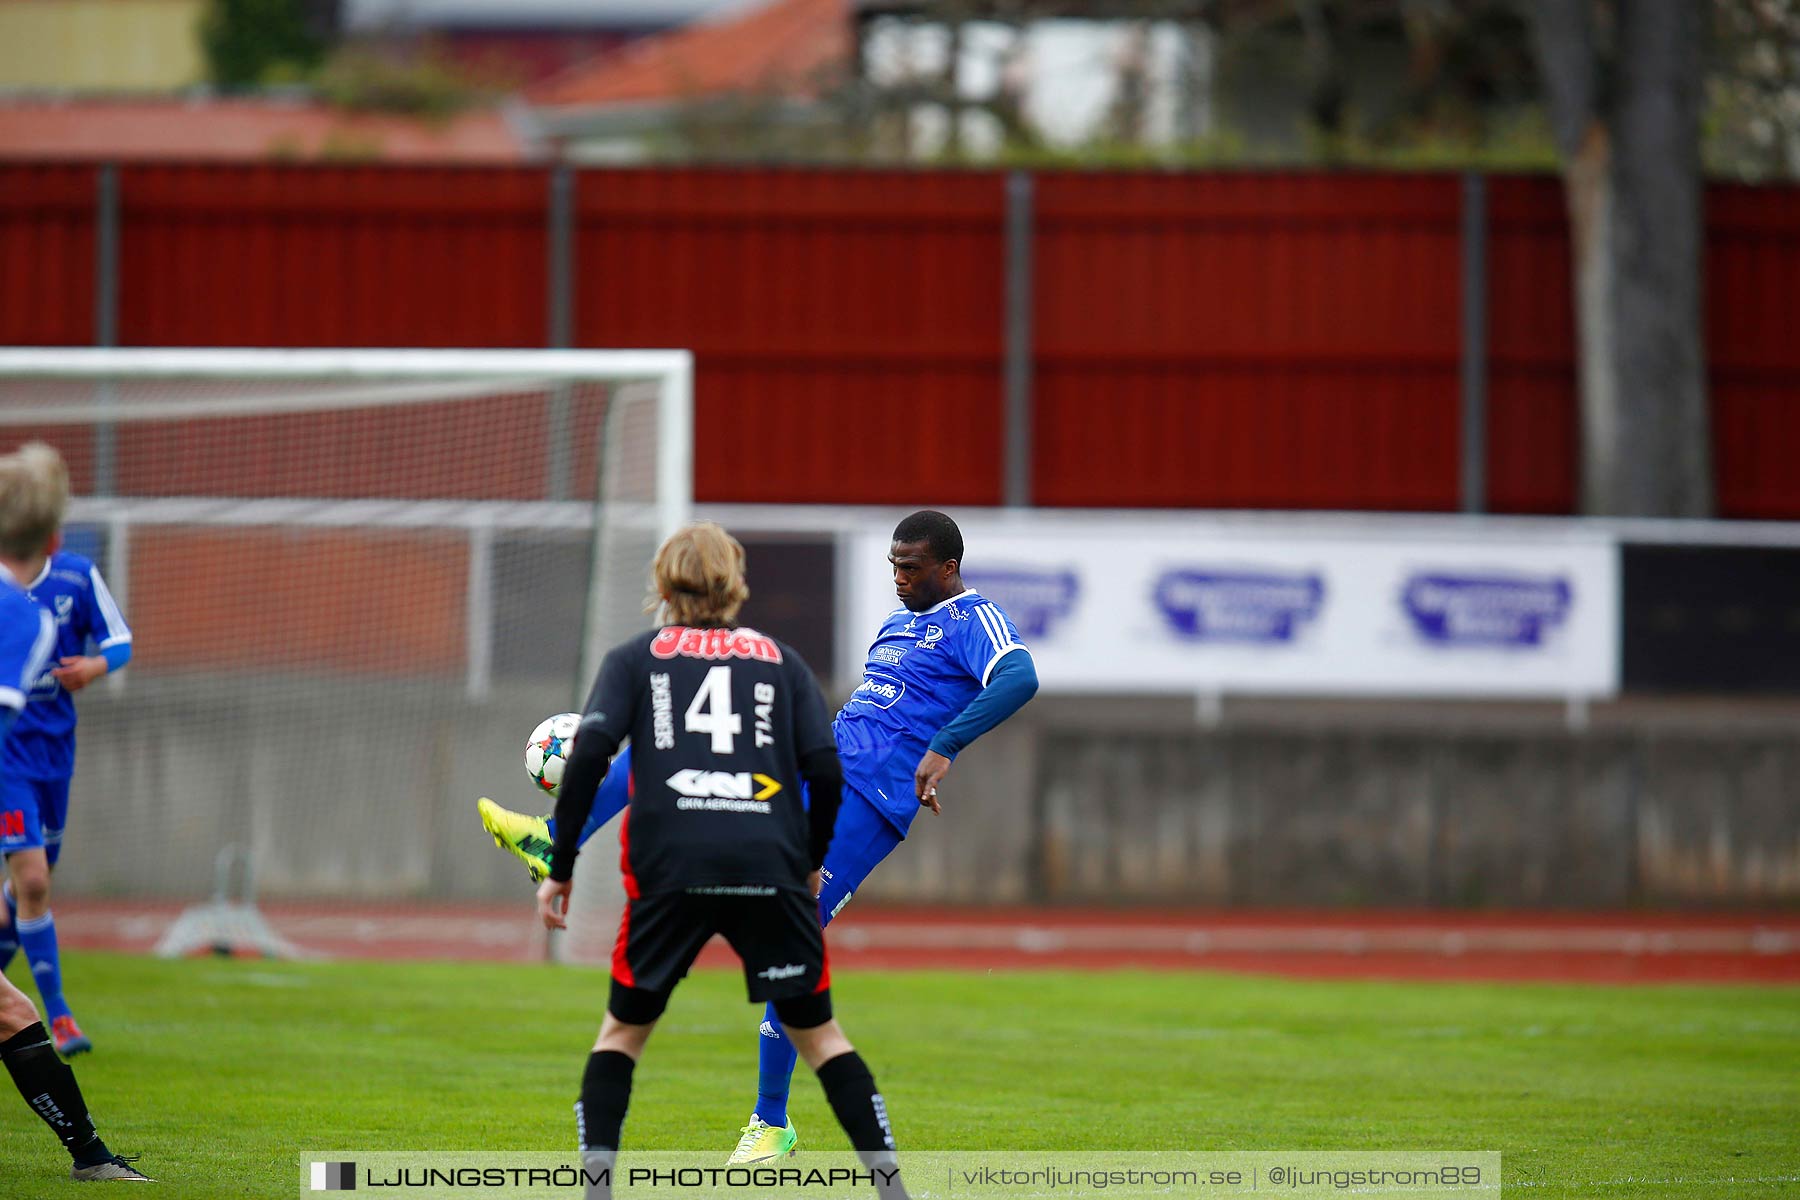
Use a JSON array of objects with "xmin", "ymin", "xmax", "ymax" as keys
[{"xmin": 0, "ymin": 347, "xmax": 692, "ymax": 958}]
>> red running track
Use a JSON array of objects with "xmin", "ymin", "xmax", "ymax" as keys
[{"xmin": 47, "ymin": 900, "xmax": 1800, "ymax": 985}]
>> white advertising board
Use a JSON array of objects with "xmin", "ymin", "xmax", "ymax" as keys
[{"xmin": 841, "ymin": 521, "xmax": 1619, "ymax": 698}]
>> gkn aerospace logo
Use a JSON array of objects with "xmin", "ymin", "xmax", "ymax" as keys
[
  {"xmin": 667, "ymin": 768, "xmax": 781, "ymax": 814},
  {"xmin": 1401, "ymin": 572, "xmax": 1573, "ymax": 647},
  {"xmin": 667, "ymin": 770, "xmax": 782, "ymax": 800},
  {"xmin": 1153, "ymin": 569, "xmax": 1325, "ymax": 643},
  {"xmin": 964, "ymin": 569, "xmax": 1079, "ymax": 639}
]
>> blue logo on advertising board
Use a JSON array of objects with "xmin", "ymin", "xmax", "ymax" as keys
[
  {"xmin": 1152, "ymin": 570, "xmax": 1325, "ymax": 643},
  {"xmin": 1401, "ymin": 572, "xmax": 1573, "ymax": 647},
  {"xmin": 963, "ymin": 569, "xmax": 1080, "ymax": 640}
]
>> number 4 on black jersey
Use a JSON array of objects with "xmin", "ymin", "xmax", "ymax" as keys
[{"xmin": 547, "ymin": 625, "xmax": 843, "ymax": 899}]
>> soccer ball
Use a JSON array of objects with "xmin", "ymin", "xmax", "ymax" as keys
[{"xmin": 525, "ymin": 712, "xmax": 581, "ymax": 799}]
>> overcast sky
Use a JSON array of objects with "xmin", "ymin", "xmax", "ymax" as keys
[{"xmin": 343, "ymin": 0, "xmax": 737, "ymax": 30}]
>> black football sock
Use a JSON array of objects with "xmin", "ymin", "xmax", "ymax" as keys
[
  {"xmin": 816, "ymin": 1050, "xmax": 906, "ymax": 1199},
  {"xmin": 0, "ymin": 1022, "xmax": 110, "ymax": 1166},
  {"xmin": 576, "ymin": 1050, "xmax": 635, "ymax": 1200}
]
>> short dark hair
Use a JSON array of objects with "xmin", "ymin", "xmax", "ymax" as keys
[{"xmin": 892, "ymin": 509, "xmax": 963, "ymax": 566}]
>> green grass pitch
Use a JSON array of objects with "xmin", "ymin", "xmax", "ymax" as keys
[{"xmin": 1, "ymin": 953, "xmax": 1795, "ymax": 1198}]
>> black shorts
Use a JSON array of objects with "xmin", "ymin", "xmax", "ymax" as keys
[{"xmin": 608, "ymin": 887, "xmax": 831, "ymax": 1027}]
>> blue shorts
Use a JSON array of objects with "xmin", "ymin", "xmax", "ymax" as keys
[
  {"xmin": 0, "ymin": 774, "xmax": 69, "ymax": 865},
  {"xmin": 815, "ymin": 787, "xmax": 905, "ymax": 929},
  {"xmin": 845, "ymin": 769, "xmax": 928, "ymax": 838}
]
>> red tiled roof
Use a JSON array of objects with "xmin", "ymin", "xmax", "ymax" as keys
[
  {"xmin": 532, "ymin": 0, "xmax": 850, "ymax": 109},
  {"xmin": 0, "ymin": 99, "xmax": 532, "ymax": 163}
]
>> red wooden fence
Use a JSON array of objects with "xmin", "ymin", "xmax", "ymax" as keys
[
  {"xmin": 0, "ymin": 162, "xmax": 1794, "ymax": 517},
  {"xmin": 1032, "ymin": 171, "xmax": 1464, "ymax": 510}
]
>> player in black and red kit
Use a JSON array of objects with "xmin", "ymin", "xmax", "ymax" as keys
[{"xmin": 535, "ymin": 522, "xmax": 906, "ymax": 1200}]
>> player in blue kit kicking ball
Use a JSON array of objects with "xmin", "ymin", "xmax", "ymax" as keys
[
  {"xmin": 0, "ymin": 443, "xmax": 151, "ymax": 1181},
  {"xmin": 479, "ymin": 509, "xmax": 1039, "ymax": 1161},
  {"xmin": 0, "ymin": 442, "xmax": 133, "ymax": 1059}
]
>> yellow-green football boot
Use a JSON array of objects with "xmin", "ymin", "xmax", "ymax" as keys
[
  {"xmin": 727, "ymin": 1116, "xmax": 798, "ymax": 1164},
  {"xmin": 477, "ymin": 797, "xmax": 553, "ymax": 884}
]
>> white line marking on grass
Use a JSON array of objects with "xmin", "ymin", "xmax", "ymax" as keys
[{"xmin": 1512, "ymin": 1176, "xmax": 1800, "ymax": 1189}]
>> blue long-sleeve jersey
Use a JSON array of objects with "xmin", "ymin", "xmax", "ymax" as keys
[
  {"xmin": 833, "ymin": 588, "xmax": 1033, "ymax": 832},
  {"xmin": 4, "ymin": 551, "xmax": 132, "ymax": 780},
  {"xmin": 0, "ymin": 579, "xmax": 55, "ymax": 744}
]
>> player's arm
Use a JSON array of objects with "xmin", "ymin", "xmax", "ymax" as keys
[
  {"xmin": 546, "ymin": 720, "xmax": 622, "ymax": 881},
  {"xmin": 51, "ymin": 565, "xmax": 132, "ymax": 694},
  {"xmin": 915, "ymin": 650, "xmax": 1038, "ymax": 812},
  {"xmin": 789, "ymin": 652, "xmax": 843, "ymax": 890},
  {"xmin": 548, "ymin": 647, "xmax": 636, "ymax": 881},
  {"xmin": 1, "ymin": 608, "xmax": 55, "ymax": 741},
  {"xmin": 914, "ymin": 602, "xmax": 1039, "ymax": 810},
  {"xmin": 539, "ymin": 646, "xmax": 638, "ymax": 926}
]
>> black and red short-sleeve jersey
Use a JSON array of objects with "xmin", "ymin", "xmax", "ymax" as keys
[{"xmin": 580, "ymin": 625, "xmax": 835, "ymax": 897}]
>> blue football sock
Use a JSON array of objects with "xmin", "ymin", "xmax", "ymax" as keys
[
  {"xmin": 0, "ymin": 882, "xmax": 16, "ymax": 973},
  {"xmin": 16, "ymin": 911, "xmax": 71, "ymax": 1023},
  {"xmin": 544, "ymin": 749, "xmax": 628, "ymax": 852},
  {"xmin": 753, "ymin": 1001, "xmax": 799, "ymax": 1129}
]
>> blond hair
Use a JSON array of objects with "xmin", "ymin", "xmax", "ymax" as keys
[
  {"xmin": 649, "ymin": 521, "xmax": 750, "ymax": 627},
  {"xmin": 0, "ymin": 441, "xmax": 69, "ymax": 561}
]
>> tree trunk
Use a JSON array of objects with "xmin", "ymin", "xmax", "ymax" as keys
[
  {"xmin": 1528, "ymin": 0, "xmax": 1711, "ymax": 517},
  {"xmin": 1567, "ymin": 124, "xmax": 1618, "ymax": 515},
  {"xmin": 1608, "ymin": 0, "xmax": 1711, "ymax": 516}
]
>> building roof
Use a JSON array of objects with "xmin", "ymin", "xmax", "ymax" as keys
[
  {"xmin": 531, "ymin": 0, "xmax": 850, "ymax": 110},
  {"xmin": 344, "ymin": 0, "xmax": 730, "ymax": 31},
  {"xmin": 0, "ymin": 98, "xmax": 534, "ymax": 163}
]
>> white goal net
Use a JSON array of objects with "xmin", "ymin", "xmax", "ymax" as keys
[{"xmin": 0, "ymin": 348, "xmax": 691, "ymax": 963}]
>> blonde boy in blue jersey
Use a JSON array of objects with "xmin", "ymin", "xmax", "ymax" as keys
[
  {"xmin": 0, "ymin": 442, "xmax": 133, "ymax": 1058},
  {"xmin": 0, "ymin": 442, "xmax": 150, "ymax": 1181}
]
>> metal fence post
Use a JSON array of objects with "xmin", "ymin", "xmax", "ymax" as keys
[
  {"xmin": 1460, "ymin": 171, "xmax": 1488, "ymax": 515},
  {"xmin": 1003, "ymin": 170, "xmax": 1035, "ymax": 509},
  {"xmin": 466, "ymin": 517, "xmax": 494, "ymax": 701},
  {"xmin": 93, "ymin": 163, "xmax": 119, "ymax": 497},
  {"xmin": 546, "ymin": 163, "xmax": 576, "ymax": 502}
]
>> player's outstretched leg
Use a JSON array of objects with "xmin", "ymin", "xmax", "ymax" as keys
[
  {"xmin": 782, "ymin": 1014, "xmax": 906, "ymax": 1200},
  {"xmin": 477, "ymin": 750, "xmax": 632, "ymax": 884},
  {"xmin": 476, "ymin": 798, "xmax": 554, "ymax": 884},
  {"xmin": 0, "ymin": 975, "xmax": 150, "ymax": 1181},
  {"xmin": 730, "ymin": 797, "xmax": 903, "ymax": 1160}
]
